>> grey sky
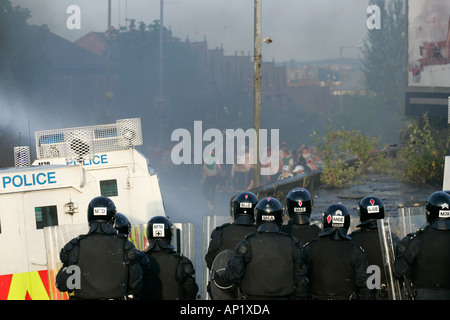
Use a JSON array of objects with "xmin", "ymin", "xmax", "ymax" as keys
[{"xmin": 12, "ymin": 0, "xmax": 370, "ymax": 62}]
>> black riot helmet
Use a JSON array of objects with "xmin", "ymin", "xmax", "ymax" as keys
[
  {"xmin": 254, "ymin": 197, "xmax": 284, "ymax": 229},
  {"xmin": 358, "ymin": 196, "xmax": 385, "ymax": 225},
  {"xmin": 231, "ymin": 191, "xmax": 258, "ymax": 222},
  {"xmin": 146, "ymin": 216, "xmax": 173, "ymax": 241},
  {"xmin": 285, "ymin": 187, "xmax": 313, "ymax": 224},
  {"xmin": 426, "ymin": 191, "xmax": 450, "ymax": 230},
  {"xmin": 115, "ymin": 212, "xmax": 131, "ymax": 236},
  {"xmin": 87, "ymin": 196, "xmax": 116, "ymax": 224},
  {"xmin": 322, "ymin": 204, "xmax": 351, "ymax": 231}
]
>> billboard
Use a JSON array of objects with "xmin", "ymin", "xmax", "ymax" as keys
[
  {"xmin": 407, "ymin": 0, "xmax": 450, "ymax": 88},
  {"xmin": 406, "ymin": 0, "xmax": 450, "ymax": 118}
]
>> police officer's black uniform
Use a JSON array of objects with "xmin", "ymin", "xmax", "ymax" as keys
[
  {"xmin": 215, "ymin": 197, "xmax": 309, "ymax": 300},
  {"xmin": 350, "ymin": 196, "xmax": 389, "ymax": 299},
  {"xmin": 141, "ymin": 216, "xmax": 198, "ymax": 300},
  {"xmin": 205, "ymin": 191, "xmax": 258, "ymax": 270},
  {"xmin": 114, "ymin": 212, "xmax": 154, "ymax": 300},
  {"xmin": 394, "ymin": 191, "xmax": 450, "ymax": 300},
  {"xmin": 56, "ymin": 196, "xmax": 143, "ymax": 300},
  {"xmin": 304, "ymin": 204, "xmax": 373, "ymax": 300},
  {"xmin": 281, "ymin": 187, "xmax": 321, "ymax": 244}
]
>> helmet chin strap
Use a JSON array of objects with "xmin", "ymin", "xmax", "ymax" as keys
[
  {"xmin": 291, "ymin": 214, "xmax": 310, "ymax": 225},
  {"xmin": 356, "ymin": 219, "xmax": 378, "ymax": 229},
  {"xmin": 147, "ymin": 239, "xmax": 175, "ymax": 251},
  {"xmin": 430, "ymin": 219, "xmax": 450, "ymax": 231},
  {"xmin": 257, "ymin": 222, "xmax": 281, "ymax": 233},
  {"xmin": 234, "ymin": 215, "xmax": 254, "ymax": 225},
  {"xmin": 319, "ymin": 228, "xmax": 351, "ymax": 240}
]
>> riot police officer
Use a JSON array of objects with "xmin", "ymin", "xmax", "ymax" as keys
[
  {"xmin": 114, "ymin": 212, "xmax": 132, "ymax": 236},
  {"xmin": 281, "ymin": 187, "xmax": 321, "ymax": 244},
  {"xmin": 214, "ymin": 197, "xmax": 309, "ymax": 300},
  {"xmin": 56, "ymin": 196, "xmax": 143, "ymax": 299},
  {"xmin": 304, "ymin": 203, "xmax": 373, "ymax": 300},
  {"xmin": 205, "ymin": 191, "xmax": 258, "ymax": 270},
  {"xmin": 394, "ymin": 191, "xmax": 450, "ymax": 300},
  {"xmin": 350, "ymin": 196, "xmax": 389, "ymax": 299},
  {"xmin": 114, "ymin": 212, "xmax": 154, "ymax": 300},
  {"xmin": 141, "ymin": 216, "xmax": 198, "ymax": 300}
]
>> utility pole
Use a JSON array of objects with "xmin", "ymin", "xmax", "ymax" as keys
[
  {"xmin": 253, "ymin": 0, "xmax": 262, "ymax": 187},
  {"xmin": 159, "ymin": 0, "xmax": 164, "ymax": 98},
  {"xmin": 106, "ymin": 0, "xmax": 112, "ymax": 122}
]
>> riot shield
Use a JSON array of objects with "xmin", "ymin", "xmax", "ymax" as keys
[
  {"xmin": 377, "ymin": 218, "xmax": 402, "ymax": 300},
  {"xmin": 201, "ymin": 215, "xmax": 231, "ymax": 300},
  {"xmin": 43, "ymin": 223, "xmax": 89, "ymax": 300},
  {"xmin": 210, "ymin": 249, "xmax": 235, "ymax": 300},
  {"xmin": 173, "ymin": 222, "xmax": 196, "ymax": 265},
  {"xmin": 377, "ymin": 206, "xmax": 427, "ymax": 300}
]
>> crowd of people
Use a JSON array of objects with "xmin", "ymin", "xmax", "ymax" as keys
[
  {"xmin": 148, "ymin": 141, "xmax": 323, "ymax": 192},
  {"xmin": 199, "ymin": 141, "xmax": 323, "ymax": 209},
  {"xmin": 55, "ymin": 189, "xmax": 450, "ymax": 301}
]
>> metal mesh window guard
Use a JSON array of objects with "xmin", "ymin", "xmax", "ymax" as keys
[{"xmin": 35, "ymin": 118, "xmax": 143, "ymax": 160}]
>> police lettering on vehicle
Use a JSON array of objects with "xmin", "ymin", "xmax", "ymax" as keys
[
  {"xmin": 66, "ymin": 154, "xmax": 108, "ymax": 166},
  {"xmin": 1, "ymin": 171, "xmax": 57, "ymax": 189}
]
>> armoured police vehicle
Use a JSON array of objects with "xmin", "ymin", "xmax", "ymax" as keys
[{"xmin": 0, "ymin": 118, "xmax": 193, "ymax": 300}]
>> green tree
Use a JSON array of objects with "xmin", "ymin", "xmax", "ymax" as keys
[
  {"xmin": 361, "ymin": 0, "xmax": 406, "ymax": 109},
  {"xmin": 0, "ymin": 0, "xmax": 50, "ymax": 97},
  {"xmin": 311, "ymin": 121, "xmax": 387, "ymax": 188},
  {"xmin": 401, "ymin": 113, "xmax": 449, "ymax": 186},
  {"xmin": 0, "ymin": 0, "xmax": 50, "ymax": 168}
]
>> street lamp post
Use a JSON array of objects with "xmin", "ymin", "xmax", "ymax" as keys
[
  {"xmin": 253, "ymin": 0, "xmax": 262, "ymax": 188},
  {"xmin": 106, "ymin": 0, "xmax": 112, "ymax": 122}
]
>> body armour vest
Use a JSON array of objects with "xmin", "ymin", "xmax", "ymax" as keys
[
  {"xmin": 146, "ymin": 251, "xmax": 184, "ymax": 299},
  {"xmin": 351, "ymin": 228, "xmax": 386, "ymax": 284},
  {"xmin": 307, "ymin": 237, "xmax": 357, "ymax": 299},
  {"xmin": 241, "ymin": 233, "xmax": 295, "ymax": 298},
  {"xmin": 411, "ymin": 227, "xmax": 450, "ymax": 289},
  {"xmin": 289, "ymin": 223, "xmax": 321, "ymax": 245},
  {"xmin": 219, "ymin": 224, "xmax": 257, "ymax": 252},
  {"xmin": 75, "ymin": 234, "xmax": 128, "ymax": 299}
]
